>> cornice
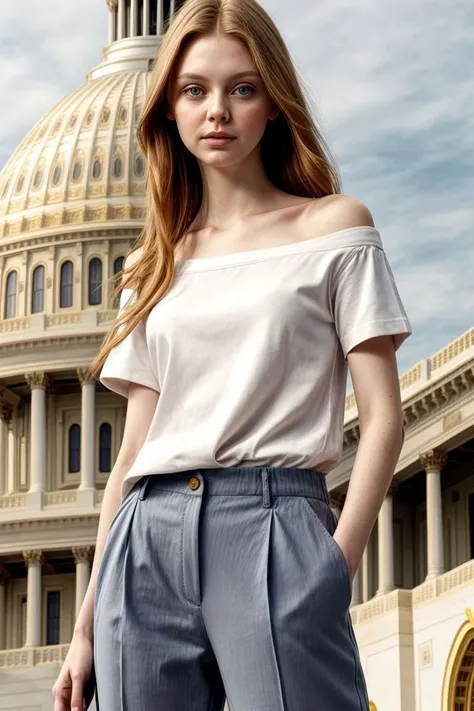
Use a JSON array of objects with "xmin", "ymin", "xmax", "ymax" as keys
[
  {"xmin": 343, "ymin": 360, "xmax": 474, "ymax": 451},
  {"xmin": 0, "ymin": 515, "xmax": 98, "ymax": 532},
  {"xmin": 0, "ymin": 224, "xmax": 140, "ymax": 255}
]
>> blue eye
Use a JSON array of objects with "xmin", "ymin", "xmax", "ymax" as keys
[
  {"xmin": 184, "ymin": 86, "xmax": 203, "ymax": 96},
  {"xmin": 183, "ymin": 84, "xmax": 255, "ymax": 97}
]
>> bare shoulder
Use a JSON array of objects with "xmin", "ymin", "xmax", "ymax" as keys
[{"xmin": 307, "ymin": 194, "xmax": 375, "ymax": 237}]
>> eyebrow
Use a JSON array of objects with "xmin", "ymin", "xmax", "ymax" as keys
[{"xmin": 177, "ymin": 70, "xmax": 261, "ymax": 82}]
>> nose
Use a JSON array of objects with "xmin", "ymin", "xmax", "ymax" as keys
[{"xmin": 206, "ymin": 91, "xmax": 229, "ymax": 122}]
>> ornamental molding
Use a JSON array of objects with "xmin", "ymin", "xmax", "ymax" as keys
[
  {"xmin": 419, "ymin": 449, "xmax": 448, "ymax": 473},
  {"xmin": 0, "ymin": 514, "xmax": 98, "ymax": 533},
  {"xmin": 23, "ymin": 550, "xmax": 43, "ymax": 566},
  {"xmin": 0, "ymin": 333, "xmax": 106, "ymax": 356},
  {"xmin": 72, "ymin": 545, "xmax": 95, "ymax": 564},
  {"xmin": 0, "ymin": 202, "xmax": 146, "ymax": 238},
  {"xmin": 0, "ymin": 227, "xmax": 138, "ymax": 256},
  {"xmin": 24, "ymin": 372, "xmax": 52, "ymax": 392},
  {"xmin": 343, "ymin": 361, "xmax": 474, "ymax": 452},
  {"xmin": 106, "ymin": 0, "xmax": 118, "ymax": 10},
  {"xmin": 77, "ymin": 367, "xmax": 97, "ymax": 386}
]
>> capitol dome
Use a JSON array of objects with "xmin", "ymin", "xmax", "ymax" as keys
[{"xmin": 0, "ymin": 69, "xmax": 150, "ymax": 237}]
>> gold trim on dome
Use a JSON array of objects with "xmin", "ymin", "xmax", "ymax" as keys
[
  {"xmin": 25, "ymin": 216, "xmax": 42, "ymax": 231},
  {"xmin": 26, "ymin": 196, "xmax": 44, "ymax": 209},
  {"xmin": 0, "ymin": 201, "xmax": 145, "ymax": 236},
  {"xmin": 111, "ymin": 184, "xmax": 127, "ymax": 195},
  {"xmin": 89, "ymin": 185, "xmax": 106, "ymax": 197},
  {"xmin": 87, "ymin": 206, "xmax": 108, "ymax": 221},
  {"xmin": 43, "ymin": 212, "xmax": 63, "ymax": 228},
  {"xmin": 64, "ymin": 208, "xmax": 86, "ymax": 224},
  {"xmin": 46, "ymin": 191, "xmax": 63, "ymax": 204},
  {"xmin": 51, "ymin": 117, "xmax": 63, "ymax": 137},
  {"xmin": 67, "ymin": 187, "xmax": 86, "ymax": 200},
  {"xmin": 132, "ymin": 182, "xmax": 146, "ymax": 194}
]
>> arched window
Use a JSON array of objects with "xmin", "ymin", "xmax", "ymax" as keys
[
  {"xmin": 113, "ymin": 156, "xmax": 123, "ymax": 178},
  {"xmin": 72, "ymin": 160, "xmax": 82, "ymax": 181},
  {"xmin": 1, "ymin": 179, "xmax": 11, "ymax": 198},
  {"xmin": 33, "ymin": 169, "xmax": 43, "ymax": 189},
  {"xmin": 52, "ymin": 164, "xmax": 62, "ymax": 186},
  {"xmin": 60, "ymin": 261, "xmax": 73, "ymax": 308},
  {"xmin": 99, "ymin": 423, "xmax": 112, "ymax": 472},
  {"xmin": 15, "ymin": 175, "xmax": 24, "ymax": 194},
  {"xmin": 4, "ymin": 271, "xmax": 17, "ymax": 319},
  {"xmin": 68, "ymin": 424, "xmax": 80, "ymax": 473},
  {"xmin": 92, "ymin": 159, "xmax": 102, "ymax": 180},
  {"xmin": 113, "ymin": 256, "xmax": 124, "ymax": 308},
  {"xmin": 134, "ymin": 154, "xmax": 145, "ymax": 177},
  {"xmin": 114, "ymin": 256, "xmax": 124, "ymax": 275},
  {"xmin": 88, "ymin": 258, "xmax": 102, "ymax": 305},
  {"xmin": 31, "ymin": 265, "xmax": 45, "ymax": 313}
]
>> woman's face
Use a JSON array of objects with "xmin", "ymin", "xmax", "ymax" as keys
[{"xmin": 166, "ymin": 32, "xmax": 279, "ymax": 168}]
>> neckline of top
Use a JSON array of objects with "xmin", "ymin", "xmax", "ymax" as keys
[{"xmin": 174, "ymin": 225, "xmax": 382, "ymax": 272}]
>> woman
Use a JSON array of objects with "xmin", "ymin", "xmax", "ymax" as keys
[{"xmin": 53, "ymin": 0, "xmax": 412, "ymax": 709}]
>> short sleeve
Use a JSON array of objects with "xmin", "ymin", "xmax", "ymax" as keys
[
  {"xmin": 99, "ymin": 288, "xmax": 160, "ymax": 398},
  {"xmin": 331, "ymin": 245, "xmax": 412, "ymax": 358}
]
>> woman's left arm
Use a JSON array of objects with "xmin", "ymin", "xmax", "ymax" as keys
[{"xmin": 333, "ymin": 333, "xmax": 405, "ymax": 582}]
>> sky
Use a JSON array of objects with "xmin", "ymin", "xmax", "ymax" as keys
[{"xmin": 0, "ymin": 0, "xmax": 473, "ymax": 385}]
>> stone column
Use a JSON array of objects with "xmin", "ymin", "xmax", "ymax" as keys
[
  {"xmin": 107, "ymin": 0, "xmax": 117, "ymax": 44},
  {"xmin": 23, "ymin": 551, "xmax": 43, "ymax": 647},
  {"xmin": 156, "ymin": 0, "xmax": 163, "ymax": 35},
  {"xmin": 78, "ymin": 369, "xmax": 96, "ymax": 490},
  {"xmin": 0, "ymin": 568, "xmax": 10, "ymax": 650},
  {"xmin": 143, "ymin": 0, "xmax": 150, "ymax": 35},
  {"xmin": 351, "ymin": 566, "xmax": 363, "ymax": 606},
  {"xmin": 117, "ymin": 0, "xmax": 126, "ymax": 39},
  {"xmin": 25, "ymin": 373, "xmax": 49, "ymax": 507},
  {"xmin": 130, "ymin": 0, "xmax": 138, "ymax": 35},
  {"xmin": 6, "ymin": 410, "xmax": 16, "ymax": 494},
  {"xmin": 0, "ymin": 402, "xmax": 10, "ymax": 497},
  {"xmin": 420, "ymin": 449, "xmax": 447, "ymax": 580},
  {"xmin": 362, "ymin": 547, "xmax": 370, "ymax": 602},
  {"xmin": 376, "ymin": 482, "xmax": 397, "ymax": 596},
  {"xmin": 72, "ymin": 547, "xmax": 94, "ymax": 619}
]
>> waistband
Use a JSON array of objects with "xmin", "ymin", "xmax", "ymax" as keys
[{"xmin": 135, "ymin": 466, "xmax": 330, "ymax": 505}]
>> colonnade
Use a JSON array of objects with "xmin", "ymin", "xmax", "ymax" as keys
[
  {"xmin": 0, "ymin": 369, "xmax": 96, "ymax": 498},
  {"xmin": 331, "ymin": 448, "xmax": 448, "ymax": 605},
  {"xmin": 107, "ymin": 0, "xmax": 179, "ymax": 44},
  {"xmin": 0, "ymin": 548, "xmax": 94, "ymax": 649}
]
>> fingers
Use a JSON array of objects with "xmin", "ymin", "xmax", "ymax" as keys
[
  {"xmin": 52, "ymin": 671, "xmax": 84, "ymax": 711},
  {"xmin": 70, "ymin": 674, "xmax": 85, "ymax": 711}
]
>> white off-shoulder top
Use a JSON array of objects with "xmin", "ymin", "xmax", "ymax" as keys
[{"xmin": 100, "ymin": 226, "xmax": 412, "ymax": 501}]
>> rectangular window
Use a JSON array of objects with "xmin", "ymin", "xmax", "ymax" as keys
[{"xmin": 46, "ymin": 591, "xmax": 61, "ymax": 645}]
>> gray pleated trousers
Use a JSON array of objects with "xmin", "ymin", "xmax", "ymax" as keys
[{"xmin": 94, "ymin": 466, "xmax": 369, "ymax": 710}]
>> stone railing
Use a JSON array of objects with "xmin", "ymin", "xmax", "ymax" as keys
[
  {"xmin": 44, "ymin": 490, "xmax": 78, "ymax": 506},
  {"xmin": 0, "ymin": 493, "xmax": 26, "ymax": 509},
  {"xmin": 0, "ymin": 643, "xmax": 69, "ymax": 668},
  {"xmin": 413, "ymin": 558, "xmax": 474, "ymax": 607},
  {"xmin": 350, "ymin": 589, "xmax": 412, "ymax": 626}
]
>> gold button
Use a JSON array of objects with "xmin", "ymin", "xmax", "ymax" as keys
[{"xmin": 188, "ymin": 476, "xmax": 200, "ymax": 490}]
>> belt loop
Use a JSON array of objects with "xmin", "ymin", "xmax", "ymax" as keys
[
  {"xmin": 138, "ymin": 475, "xmax": 153, "ymax": 501},
  {"xmin": 261, "ymin": 467, "xmax": 271, "ymax": 508}
]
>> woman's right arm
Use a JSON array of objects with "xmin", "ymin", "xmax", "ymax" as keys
[
  {"xmin": 52, "ymin": 382, "xmax": 159, "ymax": 711},
  {"xmin": 74, "ymin": 381, "xmax": 160, "ymax": 638}
]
